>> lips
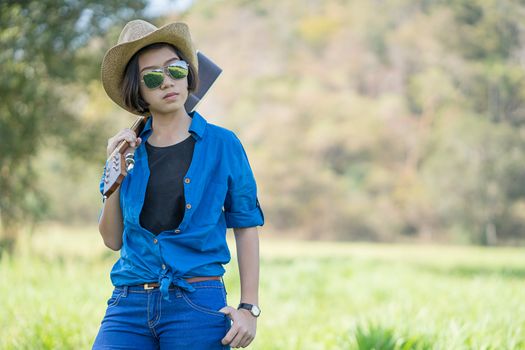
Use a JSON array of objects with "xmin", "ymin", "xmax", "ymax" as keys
[{"xmin": 163, "ymin": 92, "xmax": 179, "ymax": 99}]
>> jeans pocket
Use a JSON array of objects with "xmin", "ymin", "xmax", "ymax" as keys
[
  {"xmin": 181, "ymin": 283, "xmax": 227, "ymax": 318},
  {"xmin": 106, "ymin": 288, "xmax": 125, "ymax": 309}
]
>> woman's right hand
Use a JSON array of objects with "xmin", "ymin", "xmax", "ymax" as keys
[{"xmin": 107, "ymin": 128, "xmax": 142, "ymax": 158}]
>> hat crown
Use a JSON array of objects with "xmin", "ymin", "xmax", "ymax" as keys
[{"xmin": 118, "ymin": 20, "xmax": 158, "ymax": 44}]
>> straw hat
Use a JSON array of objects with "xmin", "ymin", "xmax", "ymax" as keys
[{"xmin": 101, "ymin": 19, "xmax": 198, "ymax": 115}]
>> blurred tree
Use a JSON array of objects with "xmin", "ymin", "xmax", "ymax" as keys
[
  {"xmin": 190, "ymin": 0, "xmax": 525, "ymax": 244},
  {"xmin": 446, "ymin": 0, "xmax": 521, "ymax": 61},
  {"xmin": 3, "ymin": 0, "xmax": 524, "ymax": 246},
  {"xmin": 0, "ymin": 0, "xmax": 147, "ymax": 250}
]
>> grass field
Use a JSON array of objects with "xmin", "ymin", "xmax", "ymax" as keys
[{"xmin": 1, "ymin": 224, "xmax": 524, "ymax": 349}]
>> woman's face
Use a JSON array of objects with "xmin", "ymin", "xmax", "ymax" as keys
[{"xmin": 138, "ymin": 46, "xmax": 189, "ymax": 115}]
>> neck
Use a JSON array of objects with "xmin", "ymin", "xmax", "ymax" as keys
[{"xmin": 148, "ymin": 108, "xmax": 192, "ymax": 147}]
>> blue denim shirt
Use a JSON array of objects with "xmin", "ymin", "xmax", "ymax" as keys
[{"xmin": 99, "ymin": 111, "xmax": 264, "ymax": 300}]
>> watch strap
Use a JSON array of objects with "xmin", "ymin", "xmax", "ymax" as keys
[{"xmin": 237, "ymin": 303, "xmax": 261, "ymax": 317}]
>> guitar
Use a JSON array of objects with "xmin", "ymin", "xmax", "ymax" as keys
[{"xmin": 102, "ymin": 51, "xmax": 222, "ymax": 200}]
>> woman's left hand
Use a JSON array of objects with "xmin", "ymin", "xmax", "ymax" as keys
[{"xmin": 219, "ymin": 305, "xmax": 257, "ymax": 348}]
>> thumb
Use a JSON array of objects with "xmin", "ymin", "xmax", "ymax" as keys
[
  {"xmin": 219, "ymin": 305, "xmax": 236, "ymax": 318},
  {"xmin": 129, "ymin": 137, "xmax": 142, "ymax": 151},
  {"xmin": 131, "ymin": 137, "xmax": 142, "ymax": 149}
]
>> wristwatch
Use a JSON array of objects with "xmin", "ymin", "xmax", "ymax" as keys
[{"xmin": 237, "ymin": 303, "xmax": 261, "ymax": 317}]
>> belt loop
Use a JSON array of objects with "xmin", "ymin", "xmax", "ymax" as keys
[{"xmin": 122, "ymin": 286, "xmax": 128, "ymax": 297}]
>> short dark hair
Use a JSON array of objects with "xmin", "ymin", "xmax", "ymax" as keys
[{"xmin": 121, "ymin": 43, "xmax": 199, "ymax": 114}]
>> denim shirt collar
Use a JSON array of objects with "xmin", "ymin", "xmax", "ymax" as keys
[{"xmin": 139, "ymin": 111, "xmax": 207, "ymax": 142}]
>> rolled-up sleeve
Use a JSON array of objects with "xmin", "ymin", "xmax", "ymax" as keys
[{"xmin": 224, "ymin": 134, "xmax": 265, "ymax": 229}]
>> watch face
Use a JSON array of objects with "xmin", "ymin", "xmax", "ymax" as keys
[{"xmin": 251, "ymin": 305, "xmax": 261, "ymax": 317}]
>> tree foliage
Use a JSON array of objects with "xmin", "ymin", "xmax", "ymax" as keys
[
  {"xmin": 182, "ymin": 0, "xmax": 525, "ymax": 244},
  {"xmin": 3, "ymin": 0, "xmax": 525, "ymax": 246},
  {"xmin": 0, "ymin": 0, "xmax": 147, "ymax": 245}
]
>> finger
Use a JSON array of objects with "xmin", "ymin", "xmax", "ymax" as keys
[
  {"xmin": 221, "ymin": 326, "xmax": 239, "ymax": 346},
  {"xmin": 230, "ymin": 326, "xmax": 250, "ymax": 348},
  {"xmin": 109, "ymin": 133, "xmax": 131, "ymax": 148},
  {"xmin": 122, "ymin": 134, "xmax": 137, "ymax": 147},
  {"xmin": 107, "ymin": 133, "xmax": 133, "ymax": 157},
  {"xmin": 229, "ymin": 333, "xmax": 243, "ymax": 348},
  {"xmin": 219, "ymin": 305, "xmax": 236, "ymax": 318},
  {"xmin": 115, "ymin": 138, "xmax": 132, "ymax": 151},
  {"xmin": 108, "ymin": 136, "xmax": 118, "ymax": 149},
  {"xmin": 130, "ymin": 136, "xmax": 142, "ymax": 149},
  {"xmin": 239, "ymin": 332, "xmax": 254, "ymax": 348},
  {"xmin": 235, "ymin": 332, "xmax": 249, "ymax": 348},
  {"xmin": 107, "ymin": 140, "xmax": 121, "ymax": 156},
  {"xmin": 239, "ymin": 332, "xmax": 255, "ymax": 348},
  {"xmin": 219, "ymin": 306, "xmax": 245, "ymax": 346},
  {"xmin": 118, "ymin": 128, "xmax": 135, "ymax": 139},
  {"xmin": 120, "ymin": 128, "xmax": 133, "ymax": 136}
]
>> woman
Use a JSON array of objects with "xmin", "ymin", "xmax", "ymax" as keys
[{"xmin": 93, "ymin": 20, "xmax": 264, "ymax": 350}]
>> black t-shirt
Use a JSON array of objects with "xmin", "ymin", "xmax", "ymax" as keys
[{"xmin": 139, "ymin": 135, "xmax": 195, "ymax": 235}]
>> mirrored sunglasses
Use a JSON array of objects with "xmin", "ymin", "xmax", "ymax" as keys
[{"xmin": 140, "ymin": 60, "xmax": 189, "ymax": 89}]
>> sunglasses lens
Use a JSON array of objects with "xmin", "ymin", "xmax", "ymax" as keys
[
  {"xmin": 143, "ymin": 71, "xmax": 164, "ymax": 89},
  {"xmin": 168, "ymin": 61, "xmax": 189, "ymax": 80}
]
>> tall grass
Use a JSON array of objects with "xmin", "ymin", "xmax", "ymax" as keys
[{"xmin": 1, "ymin": 224, "xmax": 524, "ymax": 349}]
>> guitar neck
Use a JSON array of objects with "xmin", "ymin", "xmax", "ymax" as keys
[{"xmin": 130, "ymin": 115, "xmax": 149, "ymax": 134}]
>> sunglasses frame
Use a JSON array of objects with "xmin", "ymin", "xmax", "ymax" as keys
[{"xmin": 140, "ymin": 59, "xmax": 189, "ymax": 89}]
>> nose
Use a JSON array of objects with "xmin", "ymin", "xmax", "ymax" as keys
[{"xmin": 160, "ymin": 72, "xmax": 175, "ymax": 89}]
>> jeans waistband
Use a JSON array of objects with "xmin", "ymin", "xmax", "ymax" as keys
[{"xmin": 115, "ymin": 276, "xmax": 223, "ymax": 292}]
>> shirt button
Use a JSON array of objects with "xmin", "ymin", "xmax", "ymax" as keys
[
  {"xmin": 162, "ymin": 264, "xmax": 166, "ymax": 270},
  {"xmin": 184, "ymin": 178, "xmax": 191, "ymax": 184},
  {"xmin": 186, "ymin": 203, "xmax": 192, "ymax": 210},
  {"xmin": 175, "ymin": 229, "xmax": 181, "ymax": 233},
  {"xmin": 153, "ymin": 238, "xmax": 158, "ymax": 244}
]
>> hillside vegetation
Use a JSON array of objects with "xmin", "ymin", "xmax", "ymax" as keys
[{"xmin": 3, "ymin": 0, "xmax": 525, "ymax": 245}]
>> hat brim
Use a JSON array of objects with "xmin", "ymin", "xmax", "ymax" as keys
[{"xmin": 101, "ymin": 22, "xmax": 198, "ymax": 115}]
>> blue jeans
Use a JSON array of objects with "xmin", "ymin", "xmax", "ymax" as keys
[{"xmin": 92, "ymin": 280, "xmax": 232, "ymax": 349}]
